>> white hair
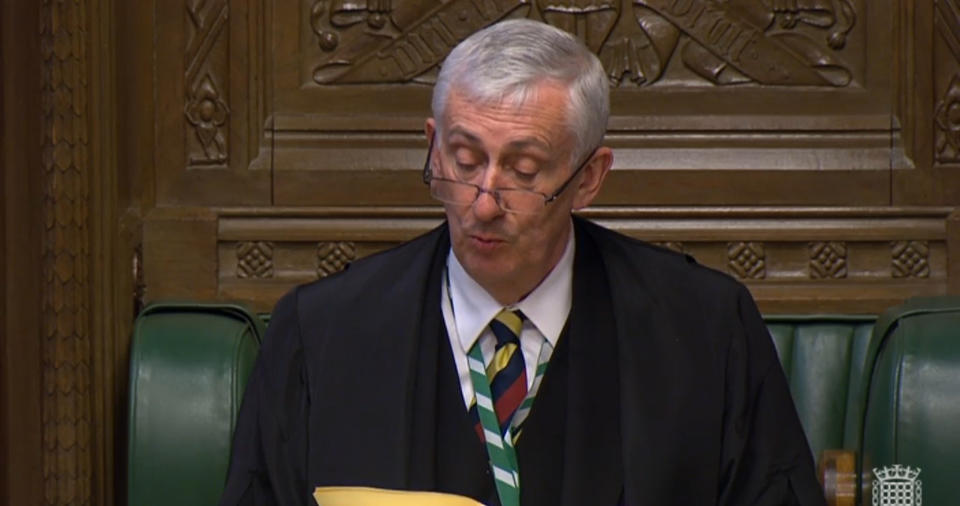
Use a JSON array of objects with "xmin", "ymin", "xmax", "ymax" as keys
[{"xmin": 431, "ymin": 19, "xmax": 609, "ymax": 165}]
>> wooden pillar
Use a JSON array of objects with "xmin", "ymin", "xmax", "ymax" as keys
[
  {"xmin": 2, "ymin": 1, "xmax": 44, "ymax": 504},
  {"xmin": 36, "ymin": 0, "xmax": 126, "ymax": 504}
]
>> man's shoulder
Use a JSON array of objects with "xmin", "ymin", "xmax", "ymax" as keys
[
  {"xmin": 577, "ymin": 217, "xmax": 742, "ymax": 297},
  {"xmin": 297, "ymin": 222, "xmax": 448, "ymax": 299}
]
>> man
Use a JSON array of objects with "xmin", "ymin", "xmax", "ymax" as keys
[{"xmin": 220, "ymin": 19, "xmax": 826, "ymax": 506}]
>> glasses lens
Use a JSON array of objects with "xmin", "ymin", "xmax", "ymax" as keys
[
  {"xmin": 430, "ymin": 180, "xmax": 477, "ymax": 205},
  {"xmin": 498, "ymin": 189, "xmax": 545, "ymax": 214},
  {"xmin": 429, "ymin": 180, "xmax": 546, "ymax": 214}
]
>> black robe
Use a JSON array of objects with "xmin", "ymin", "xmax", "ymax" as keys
[{"xmin": 219, "ymin": 217, "xmax": 826, "ymax": 506}]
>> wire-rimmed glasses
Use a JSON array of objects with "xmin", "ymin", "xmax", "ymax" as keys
[{"xmin": 422, "ymin": 135, "xmax": 596, "ymax": 215}]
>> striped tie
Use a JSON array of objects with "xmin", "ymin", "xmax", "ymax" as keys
[
  {"xmin": 487, "ymin": 309, "xmax": 527, "ymax": 436},
  {"xmin": 466, "ymin": 309, "xmax": 528, "ymax": 506}
]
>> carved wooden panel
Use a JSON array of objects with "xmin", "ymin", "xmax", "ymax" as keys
[
  {"xmin": 303, "ymin": 0, "xmax": 863, "ymax": 87},
  {"xmin": 935, "ymin": 0, "xmax": 960, "ymax": 166},
  {"xmin": 270, "ymin": 0, "xmax": 904, "ymax": 207},
  {"xmin": 139, "ymin": 207, "xmax": 955, "ymax": 315},
  {"xmin": 727, "ymin": 242, "xmax": 767, "ymax": 280},
  {"xmin": 893, "ymin": 1, "xmax": 960, "ymax": 205},
  {"xmin": 154, "ymin": 0, "xmax": 271, "ymax": 206},
  {"xmin": 809, "ymin": 241, "xmax": 848, "ymax": 279}
]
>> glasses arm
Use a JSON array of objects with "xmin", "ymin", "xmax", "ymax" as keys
[
  {"xmin": 543, "ymin": 147, "xmax": 598, "ymax": 204},
  {"xmin": 422, "ymin": 134, "xmax": 436, "ymax": 184}
]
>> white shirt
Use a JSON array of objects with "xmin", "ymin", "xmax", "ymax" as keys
[{"xmin": 441, "ymin": 226, "xmax": 575, "ymax": 408}]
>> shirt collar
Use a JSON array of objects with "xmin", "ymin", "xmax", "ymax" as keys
[{"xmin": 447, "ymin": 223, "xmax": 575, "ymax": 352}]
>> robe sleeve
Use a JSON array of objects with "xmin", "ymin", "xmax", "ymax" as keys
[
  {"xmin": 219, "ymin": 288, "xmax": 312, "ymax": 506},
  {"xmin": 717, "ymin": 286, "xmax": 827, "ymax": 506}
]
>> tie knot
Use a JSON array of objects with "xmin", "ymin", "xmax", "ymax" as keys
[{"xmin": 490, "ymin": 309, "xmax": 524, "ymax": 346}]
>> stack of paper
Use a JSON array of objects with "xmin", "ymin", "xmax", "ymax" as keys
[{"xmin": 314, "ymin": 486, "xmax": 484, "ymax": 506}]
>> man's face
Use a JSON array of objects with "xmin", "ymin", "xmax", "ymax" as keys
[{"xmin": 426, "ymin": 82, "xmax": 591, "ymax": 304}]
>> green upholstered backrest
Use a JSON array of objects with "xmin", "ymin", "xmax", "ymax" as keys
[
  {"xmin": 764, "ymin": 316, "xmax": 876, "ymax": 466},
  {"xmin": 127, "ymin": 303, "xmax": 263, "ymax": 506},
  {"xmin": 861, "ymin": 296, "xmax": 960, "ymax": 506},
  {"xmin": 125, "ymin": 300, "xmax": 960, "ymax": 506}
]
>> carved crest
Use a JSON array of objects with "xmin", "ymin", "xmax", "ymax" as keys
[{"xmin": 307, "ymin": 0, "xmax": 857, "ymax": 87}]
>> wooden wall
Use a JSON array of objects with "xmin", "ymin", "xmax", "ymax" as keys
[
  {"xmin": 2, "ymin": 0, "xmax": 959, "ymax": 504},
  {"xmin": 144, "ymin": 0, "xmax": 959, "ymax": 315}
]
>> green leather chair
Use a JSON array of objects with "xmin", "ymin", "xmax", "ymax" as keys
[
  {"xmin": 859, "ymin": 296, "xmax": 960, "ymax": 506},
  {"xmin": 127, "ymin": 302, "xmax": 264, "ymax": 506},
  {"xmin": 765, "ymin": 316, "xmax": 876, "ymax": 469},
  {"xmin": 125, "ymin": 298, "xmax": 960, "ymax": 506}
]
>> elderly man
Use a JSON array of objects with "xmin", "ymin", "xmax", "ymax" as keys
[{"xmin": 220, "ymin": 19, "xmax": 826, "ymax": 506}]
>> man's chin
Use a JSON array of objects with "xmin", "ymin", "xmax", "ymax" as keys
[{"xmin": 459, "ymin": 253, "xmax": 512, "ymax": 285}]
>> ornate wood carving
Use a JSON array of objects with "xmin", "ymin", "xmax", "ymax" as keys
[
  {"xmin": 934, "ymin": 0, "xmax": 960, "ymax": 165},
  {"xmin": 40, "ymin": 0, "xmax": 93, "ymax": 503},
  {"xmin": 306, "ymin": 0, "xmax": 857, "ymax": 86},
  {"xmin": 154, "ymin": 0, "xmax": 270, "ymax": 206},
  {"xmin": 237, "ymin": 241, "xmax": 274, "ymax": 278},
  {"xmin": 317, "ymin": 241, "xmax": 357, "ymax": 278},
  {"xmin": 728, "ymin": 241, "xmax": 767, "ymax": 279},
  {"xmin": 809, "ymin": 241, "xmax": 848, "ymax": 279},
  {"xmin": 892, "ymin": 240, "xmax": 930, "ymax": 278},
  {"xmin": 274, "ymin": 1, "xmax": 894, "ymax": 207},
  {"xmin": 185, "ymin": 0, "xmax": 230, "ymax": 166},
  {"xmin": 180, "ymin": 206, "xmax": 955, "ymax": 314},
  {"xmin": 310, "ymin": 0, "xmax": 532, "ymax": 84}
]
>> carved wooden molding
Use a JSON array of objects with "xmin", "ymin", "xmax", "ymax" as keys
[
  {"xmin": 133, "ymin": 206, "xmax": 955, "ymax": 314},
  {"xmin": 237, "ymin": 241, "xmax": 274, "ymax": 278},
  {"xmin": 892, "ymin": 240, "xmax": 930, "ymax": 278},
  {"xmin": 40, "ymin": 0, "xmax": 93, "ymax": 503},
  {"xmin": 809, "ymin": 241, "xmax": 848, "ymax": 279},
  {"xmin": 317, "ymin": 241, "xmax": 357, "ymax": 278},
  {"xmin": 727, "ymin": 241, "xmax": 767, "ymax": 279}
]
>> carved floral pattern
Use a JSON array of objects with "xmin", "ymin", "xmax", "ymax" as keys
[
  {"xmin": 809, "ymin": 241, "xmax": 847, "ymax": 279},
  {"xmin": 317, "ymin": 241, "xmax": 357, "ymax": 278},
  {"xmin": 237, "ymin": 242, "xmax": 275, "ymax": 279},
  {"xmin": 935, "ymin": 74, "xmax": 960, "ymax": 163},
  {"xmin": 185, "ymin": 0, "xmax": 230, "ymax": 165},
  {"xmin": 727, "ymin": 242, "xmax": 766, "ymax": 279},
  {"xmin": 892, "ymin": 241, "xmax": 930, "ymax": 278},
  {"xmin": 185, "ymin": 74, "xmax": 229, "ymax": 163}
]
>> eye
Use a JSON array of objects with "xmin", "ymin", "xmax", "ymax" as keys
[
  {"xmin": 453, "ymin": 149, "xmax": 484, "ymax": 174},
  {"xmin": 508, "ymin": 159, "xmax": 541, "ymax": 182},
  {"xmin": 455, "ymin": 160, "xmax": 480, "ymax": 172}
]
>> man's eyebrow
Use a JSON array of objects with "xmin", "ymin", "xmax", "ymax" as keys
[
  {"xmin": 445, "ymin": 127, "xmax": 553, "ymax": 160},
  {"xmin": 503, "ymin": 137, "xmax": 552, "ymax": 155},
  {"xmin": 445, "ymin": 126, "xmax": 481, "ymax": 145}
]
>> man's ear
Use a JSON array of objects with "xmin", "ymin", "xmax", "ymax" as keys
[
  {"xmin": 572, "ymin": 146, "xmax": 613, "ymax": 210},
  {"xmin": 425, "ymin": 118, "xmax": 436, "ymax": 143}
]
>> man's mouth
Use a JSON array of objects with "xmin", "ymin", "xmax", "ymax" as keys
[{"xmin": 468, "ymin": 234, "xmax": 506, "ymax": 251}]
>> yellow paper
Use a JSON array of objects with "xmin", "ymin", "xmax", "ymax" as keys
[{"xmin": 313, "ymin": 486, "xmax": 484, "ymax": 506}]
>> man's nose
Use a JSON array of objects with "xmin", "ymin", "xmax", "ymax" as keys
[
  {"xmin": 471, "ymin": 167, "xmax": 507, "ymax": 221},
  {"xmin": 471, "ymin": 189, "xmax": 504, "ymax": 221}
]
